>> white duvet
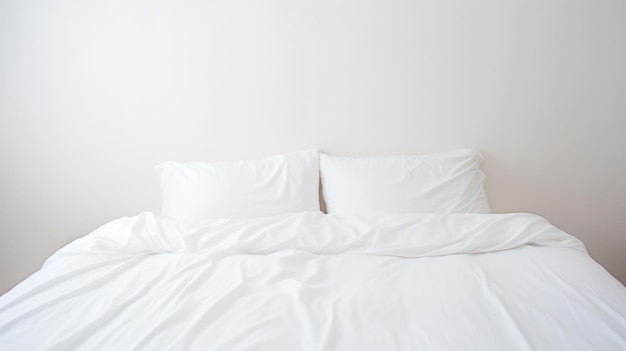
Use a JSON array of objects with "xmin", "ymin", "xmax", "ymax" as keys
[{"xmin": 1, "ymin": 212, "xmax": 625, "ymax": 350}]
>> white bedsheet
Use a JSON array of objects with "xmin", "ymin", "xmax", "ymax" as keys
[{"xmin": 1, "ymin": 212, "xmax": 625, "ymax": 350}]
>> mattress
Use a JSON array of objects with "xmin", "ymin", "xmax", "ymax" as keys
[{"xmin": 1, "ymin": 212, "xmax": 625, "ymax": 350}]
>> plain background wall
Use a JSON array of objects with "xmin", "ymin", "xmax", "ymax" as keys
[{"xmin": 1, "ymin": 0, "xmax": 625, "ymax": 294}]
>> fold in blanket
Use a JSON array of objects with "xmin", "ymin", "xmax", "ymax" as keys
[{"xmin": 45, "ymin": 212, "xmax": 585, "ymax": 265}]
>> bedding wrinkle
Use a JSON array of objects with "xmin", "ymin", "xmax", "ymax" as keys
[
  {"xmin": 261, "ymin": 251, "xmax": 333, "ymax": 350},
  {"xmin": 44, "ymin": 258, "xmax": 169, "ymax": 351},
  {"xmin": 473, "ymin": 248, "xmax": 626, "ymax": 351},
  {"xmin": 0, "ymin": 256, "xmax": 141, "ymax": 327},
  {"xmin": 316, "ymin": 299, "xmax": 342, "ymax": 351},
  {"xmin": 129, "ymin": 255, "xmax": 225, "ymax": 349},
  {"xmin": 177, "ymin": 254, "xmax": 332, "ymax": 351},
  {"xmin": 2, "ymin": 212, "xmax": 625, "ymax": 350},
  {"xmin": 157, "ymin": 254, "xmax": 224, "ymax": 301},
  {"xmin": 132, "ymin": 256, "xmax": 258, "ymax": 350},
  {"xmin": 467, "ymin": 261, "xmax": 536, "ymax": 351},
  {"xmin": 170, "ymin": 260, "xmax": 256, "ymax": 350},
  {"xmin": 411, "ymin": 156, "xmax": 473, "ymax": 208},
  {"xmin": 534, "ymin": 263, "xmax": 626, "ymax": 347}
]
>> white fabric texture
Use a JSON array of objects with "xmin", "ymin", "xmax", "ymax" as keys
[
  {"xmin": 2, "ymin": 212, "xmax": 626, "ymax": 351},
  {"xmin": 320, "ymin": 148, "xmax": 490, "ymax": 215},
  {"xmin": 157, "ymin": 149, "xmax": 320, "ymax": 220}
]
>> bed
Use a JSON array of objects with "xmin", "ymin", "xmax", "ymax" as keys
[{"xmin": 1, "ymin": 149, "xmax": 625, "ymax": 350}]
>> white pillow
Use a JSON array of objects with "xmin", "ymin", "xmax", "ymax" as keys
[
  {"xmin": 158, "ymin": 149, "xmax": 320, "ymax": 220},
  {"xmin": 320, "ymin": 148, "xmax": 490, "ymax": 215}
]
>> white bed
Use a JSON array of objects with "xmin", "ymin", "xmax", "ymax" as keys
[{"xmin": 1, "ymin": 149, "xmax": 625, "ymax": 350}]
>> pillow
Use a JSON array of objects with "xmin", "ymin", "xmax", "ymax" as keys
[
  {"xmin": 320, "ymin": 148, "xmax": 490, "ymax": 215},
  {"xmin": 157, "ymin": 149, "xmax": 320, "ymax": 220}
]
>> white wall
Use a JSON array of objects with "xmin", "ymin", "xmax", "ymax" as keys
[{"xmin": 1, "ymin": 0, "xmax": 625, "ymax": 294}]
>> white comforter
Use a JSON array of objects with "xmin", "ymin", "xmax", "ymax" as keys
[{"xmin": 1, "ymin": 212, "xmax": 625, "ymax": 350}]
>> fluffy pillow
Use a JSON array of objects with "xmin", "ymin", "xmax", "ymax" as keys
[
  {"xmin": 320, "ymin": 148, "xmax": 490, "ymax": 215},
  {"xmin": 158, "ymin": 149, "xmax": 320, "ymax": 220}
]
